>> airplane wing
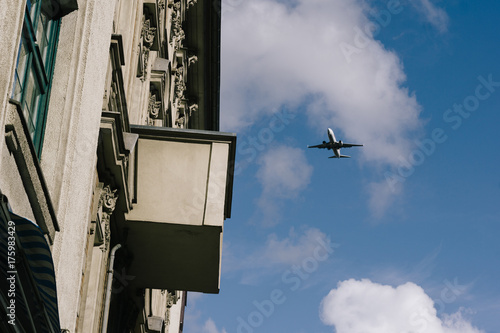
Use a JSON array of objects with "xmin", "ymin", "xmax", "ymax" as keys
[
  {"xmin": 307, "ymin": 142, "xmax": 328, "ymax": 149},
  {"xmin": 340, "ymin": 143, "xmax": 363, "ymax": 148}
]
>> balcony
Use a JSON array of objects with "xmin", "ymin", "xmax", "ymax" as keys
[{"xmin": 124, "ymin": 125, "xmax": 236, "ymax": 293}]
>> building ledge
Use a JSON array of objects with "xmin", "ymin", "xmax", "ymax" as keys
[{"xmin": 4, "ymin": 100, "xmax": 59, "ymax": 243}]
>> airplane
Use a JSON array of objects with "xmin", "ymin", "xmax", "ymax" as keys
[{"xmin": 308, "ymin": 128, "xmax": 363, "ymax": 158}]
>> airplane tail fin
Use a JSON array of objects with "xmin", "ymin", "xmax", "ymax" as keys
[{"xmin": 329, "ymin": 155, "xmax": 350, "ymax": 158}]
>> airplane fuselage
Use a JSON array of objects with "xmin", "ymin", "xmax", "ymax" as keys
[{"xmin": 327, "ymin": 128, "xmax": 341, "ymax": 158}]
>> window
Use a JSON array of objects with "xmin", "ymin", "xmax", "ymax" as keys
[{"xmin": 12, "ymin": 0, "xmax": 61, "ymax": 157}]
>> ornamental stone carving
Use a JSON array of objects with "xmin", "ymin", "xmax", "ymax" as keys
[
  {"xmin": 172, "ymin": 29, "xmax": 185, "ymax": 50},
  {"xmin": 175, "ymin": 112, "xmax": 185, "ymax": 128},
  {"xmin": 101, "ymin": 220, "xmax": 111, "ymax": 252},
  {"xmin": 163, "ymin": 290, "xmax": 178, "ymax": 328},
  {"xmin": 171, "ymin": 3, "xmax": 182, "ymax": 33},
  {"xmin": 170, "ymin": 2, "xmax": 185, "ymax": 50},
  {"xmin": 188, "ymin": 103, "xmax": 198, "ymax": 115},
  {"xmin": 140, "ymin": 48, "xmax": 150, "ymax": 82},
  {"xmin": 187, "ymin": 0, "xmax": 197, "ymax": 8},
  {"xmin": 138, "ymin": 17, "xmax": 156, "ymax": 81},
  {"xmin": 172, "ymin": 1, "xmax": 181, "ymax": 12},
  {"xmin": 99, "ymin": 185, "xmax": 119, "ymax": 252},
  {"xmin": 188, "ymin": 55, "xmax": 198, "ymax": 66},
  {"xmin": 100, "ymin": 185, "xmax": 118, "ymax": 219},
  {"xmin": 102, "ymin": 89, "xmax": 108, "ymax": 110},
  {"xmin": 166, "ymin": 291, "xmax": 177, "ymax": 308},
  {"xmin": 174, "ymin": 66, "xmax": 186, "ymax": 99},
  {"xmin": 148, "ymin": 93, "xmax": 162, "ymax": 119},
  {"xmin": 142, "ymin": 19, "xmax": 157, "ymax": 49}
]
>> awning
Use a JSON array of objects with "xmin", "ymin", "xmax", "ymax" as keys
[
  {"xmin": 0, "ymin": 201, "xmax": 61, "ymax": 333},
  {"xmin": 41, "ymin": 0, "xmax": 79, "ymax": 20}
]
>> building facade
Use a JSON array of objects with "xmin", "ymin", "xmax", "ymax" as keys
[{"xmin": 0, "ymin": 0, "xmax": 235, "ymax": 332}]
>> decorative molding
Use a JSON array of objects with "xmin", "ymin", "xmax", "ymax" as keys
[
  {"xmin": 187, "ymin": 0, "xmax": 197, "ymax": 8},
  {"xmin": 158, "ymin": 0, "xmax": 166, "ymax": 10}
]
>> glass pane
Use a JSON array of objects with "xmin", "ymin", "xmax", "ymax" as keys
[
  {"xmin": 13, "ymin": 72, "xmax": 23, "ymax": 102},
  {"xmin": 28, "ymin": 0, "xmax": 40, "ymax": 24},
  {"xmin": 24, "ymin": 70, "xmax": 42, "ymax": 141},
  {"xmin": 30, "ymin": 95, "xmax": 42, "ymax": 136},
  {"xmin": 17, "ymin": 40, "xmax": 29, "ymax": 76},
  {"xmin": 23, "ymin": 100, "xmax": 36, "ymax": 139},
  {"xmin": 24, "ymin": 71, "xmax": 35, "ymax": 109},
  {"xmin": 37, "ymin": 12, "xmax": 50, "ymax": 63},
  {"xmin": 12, "ymin": 40, "xmax": 29, "ymax": 101}
]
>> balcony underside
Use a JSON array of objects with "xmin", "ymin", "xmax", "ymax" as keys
[{"xmin": 126, "ymin": 221, "xmax": 222, "ymax": 293}]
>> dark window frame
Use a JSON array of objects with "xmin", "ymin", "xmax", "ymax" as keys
[{"xmin": 12, "ymin": 0, "xmax": 61, "ymax": 158}]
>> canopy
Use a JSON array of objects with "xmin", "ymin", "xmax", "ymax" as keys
[{"xmin": 0, "ymin": 201, "xmax": 60, "ymax": 333}]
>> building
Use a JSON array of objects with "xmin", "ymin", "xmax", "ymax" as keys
[{"xmin": 0, "ymin": 0, "xmax": 235, "ymax": 332}]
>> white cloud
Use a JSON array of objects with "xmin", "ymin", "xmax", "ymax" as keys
[
  {"xmin": 202, "ymin": 318, "xmax": 227, "ymax": 333},
  {"xmin": 366, "ymin": 178, "xmax": 403, "ymax": 219},
  {"xmin": 187, "ymin": 291, "xmax": 204, "ymax": 305},
  {"xmin": 320, "ymin": 279, "xmax": 484, "ymax": 333},
  {"xmin": 257, "ymin": 145, "xmax": 313, "ymax": 198},
  {"xmin": 223, "ymin": 226, "xmax": 334, "ymax": 284},
  {"xmin": 221, "ymin": 0, "xmax": 425, "ymax": 216},
  {"xmin": 258, "ymin": 227, "xmax": 331, "ymax": 266},
  {"xmin": 222, "ymin": 0, "xmax": 422, "ymax": 164},
  {"xmin": 182, "ymin": 298, "xmax": 224, "ymax": 333},
  {"xmin": 254, "ymin": 145, "xmax": 313, "ymax": 226},
  {"xmin": 411, "ymin": 0, "xmax": 449, "ymax": 33},
  {"xmin": 370, "ymin": 246, "xmax": 442, "ymax": 286}
]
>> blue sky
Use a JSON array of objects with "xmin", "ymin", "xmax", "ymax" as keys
[{"xmin": 184, "ymin": 1, "xmax": 500, "ymax": 332}]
